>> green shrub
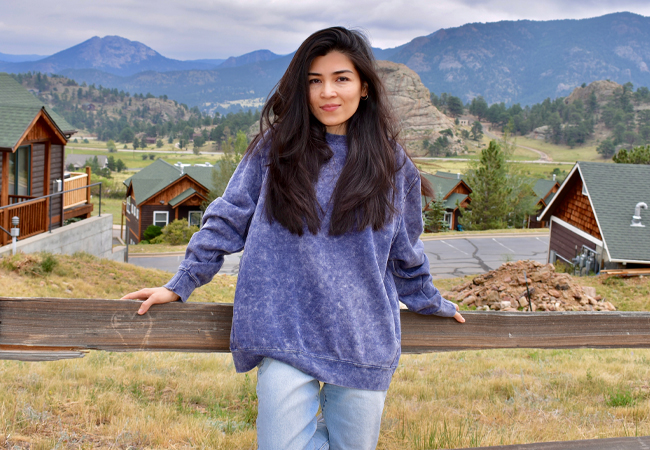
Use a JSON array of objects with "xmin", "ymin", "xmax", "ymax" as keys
[
  {"xmin": 143, "ymin": 225, "xmax": 162, "ymax": 241},
  {"xmin": 153, "ymin": 219, "xmax": 199, "ymax": 245},
  {"xmin": 40, "ymin": 253, "xmax": 58, "ymax": 274}
]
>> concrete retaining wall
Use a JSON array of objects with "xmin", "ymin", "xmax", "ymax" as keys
[{"xmin": 0, "ymin": 215, "xmax": 125, "ymax": 262}]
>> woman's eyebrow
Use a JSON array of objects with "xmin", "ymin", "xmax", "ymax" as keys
[{"xmin": 307, "ymin": 69, "xmax": 354, "ymax": 76}]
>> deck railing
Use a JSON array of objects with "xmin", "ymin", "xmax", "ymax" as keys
[
  {"xmin": 63, "ymin": 170, "xmax": 90, "ymax": 208},
  {"xmin": 0, "ymin": 198, "xmax": 48, "ymax": 245},
  {"xmin": 0, "ymin": 181, "xmax": 102, "ymax": 247}
]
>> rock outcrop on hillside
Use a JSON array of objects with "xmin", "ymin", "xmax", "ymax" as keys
[
  {"xmin": 375, "ymin": 60, "xmax": 460, "ymax": 156},
  {"xmin": 564, "ymin": 80, "xmax": 622, "ymax": 105},
  {"xmin": 248, "ymin": 60, "xmax": 461, "ymax": 156}
]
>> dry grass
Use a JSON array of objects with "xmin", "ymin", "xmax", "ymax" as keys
[{"xmin": 1, "ymin": 253, "xmax": 650, "ymax": 448}]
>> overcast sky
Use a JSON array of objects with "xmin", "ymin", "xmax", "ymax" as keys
[{"xmin": 1, "ymin": 0, "xmax": 650, "ymax": 60}]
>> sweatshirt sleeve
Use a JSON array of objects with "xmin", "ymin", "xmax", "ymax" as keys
[
  {"xmin": 164, "ymin": 150, "xmax": 265, "ymax": 301},
  {"xmin": 388, "ymin": 175, "xmax": 457, "ymax": 317}
]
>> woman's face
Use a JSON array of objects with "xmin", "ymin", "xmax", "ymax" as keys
[{"xmin": 308, "ymin": 51, "xmax": 368, "ymax": 135}]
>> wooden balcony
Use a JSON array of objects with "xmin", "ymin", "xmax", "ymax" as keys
[
  {"xmin": 0, "ymin": 167, "xmax": 95, "ymax": 247},
  {"xmin": 64, "ymin": 171, "xmax": 90, "ymax": 209}
]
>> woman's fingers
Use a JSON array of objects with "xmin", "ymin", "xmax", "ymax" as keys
[
  {"xmin": 453, "ymin": 311, "xmax": 465, "ymax": 323},
  {"xmin": 121, "ymin": 288, "xmax": 180, "ymax": 315},
  {"xmin": 121, "ymin": 288, "xmax": 156, "ymax": 300}
]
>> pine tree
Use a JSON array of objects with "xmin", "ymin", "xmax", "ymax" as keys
[{"xmin": 460, "ymin": 141, "xmax": 513, "ymax": 230}]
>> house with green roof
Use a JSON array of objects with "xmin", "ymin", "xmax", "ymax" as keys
[
  {"xmin": 421, "ymin": 172, "xmax": 472, "ymax": 231},
  {"xmin": 123, "ymin": 159, "xmax": 218, "ymax": 243},
  {"xmin": 538, "ymin": 161, "xmax": 650, "ymax": 271},
  {"xmin": 0, "ymin": 72, "xmax": 94, "ymax": 248},
  {"xmin": 433, "ymin": 170, "xmax": 559, "ymax": 228}
]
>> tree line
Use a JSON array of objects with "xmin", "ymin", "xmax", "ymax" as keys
[
  {"xmin": 432, "ymin": 81, "xmax": 650, "ymax": 154},
  {"xmin": 12, "ymin": 72, "xmax": 260, "ymax": 149}
]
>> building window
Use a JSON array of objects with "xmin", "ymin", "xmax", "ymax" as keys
[
  {"xmin": 444, "ymin": 212, "xmax": 453, "ymax": 226},
  {"xmin": 8, "ymin": 145, "xmax": 31, "ymax": 196},
  {"xmin": 582, "ymin": 183, "xmax": 588, "ymax": 196},
  {"xmin": 188, "ymin": 211, "xmax": 203, "ymax": 227},
  {"xmin": 153, "ymin": 211, "xmax": 168, "ymax": 228}
]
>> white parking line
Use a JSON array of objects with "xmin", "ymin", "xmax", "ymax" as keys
[
  {"xmin": 492, "ymin": 238, "xmax": 516, "ymax": 253},
  {"xmin": 439, "ymin": 240, "xmax": 470, "ymax": 256}
]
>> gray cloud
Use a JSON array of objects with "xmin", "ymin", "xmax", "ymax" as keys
[{"xmin": 1, "ymin": 0, "xmax": 650, "ymax": 59}]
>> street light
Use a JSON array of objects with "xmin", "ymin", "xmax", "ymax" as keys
[{"xmin": 11, "ymin": 216, "xmax": 19, "ymax": 256}]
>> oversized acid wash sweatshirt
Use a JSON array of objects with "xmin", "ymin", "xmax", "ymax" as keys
[{"xmin": 165, "ymin": 133, "xmax": 457, "ymax": 391}]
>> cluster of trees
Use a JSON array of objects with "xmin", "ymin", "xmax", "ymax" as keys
[
  {"xmin": 430, "ymin": 92, "xmax": 464, "ymax": 117},
  {"xmin": 434, "ymin": 82, "xmax": 650, "ymax": 152},
  {"xmin": 612, "ymin": 145, "xmax": 650, "ymax": 164},
  {"xmin": 597, "ymin": 84, "xmax": 650, "ymax": 157},
  {"xmin": 13, "ymin": 72, "xmax": 260, "ymax": 150}
]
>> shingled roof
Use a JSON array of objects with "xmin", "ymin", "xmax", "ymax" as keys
[
  {"xmin": 0, "ymin": 72, "xmax": 75, "ymax": 150},
  {"xmin": 540, "ymin": 161, "xmax": 650, "ymax": 264},
  {"xmin": 123, "ymin": 159, "xmax": 217, "ymax": 205}
]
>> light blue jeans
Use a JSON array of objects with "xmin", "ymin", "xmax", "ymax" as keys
[{"xmin": 256, "ymin": 357, "xmax": 388, "ymax": 450}]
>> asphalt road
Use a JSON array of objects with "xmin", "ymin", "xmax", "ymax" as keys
[
  {"xmin": 422, "ymin": 234, "xmax": 549, "ymax": 279},
  {"xmin": 127, "ymin": 234, "xmax": 549, "ymax": 280}
]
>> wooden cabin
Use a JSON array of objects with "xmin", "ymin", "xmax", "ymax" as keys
[
  {"xmin": 421, "ymin": 172, "xmax": 472, "ymax": 231},
  {"xmin": 538, "ymin": 161, "xmax": 650, "ymax": 272},
  {"xmin": 123, "ymin": 159, "xmax": 216, "ymax": 244},
  {"xmin": 0, "ymin": 73, "xmax": 93, "ymax": 247}
]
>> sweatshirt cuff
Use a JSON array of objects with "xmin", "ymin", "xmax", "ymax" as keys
[
  {"xmin": 418, "ymin": 297, "xmax": 458, "ymax": 317},
  {"xmin": 164, "ymin": 269, "xmax": 199, "ymax": 303}
]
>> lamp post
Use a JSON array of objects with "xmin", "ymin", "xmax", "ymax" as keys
[{"xmin": 11, "ymin": 216, "xmax": 20, "ymax": 256}]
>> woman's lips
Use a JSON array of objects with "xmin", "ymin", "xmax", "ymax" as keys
[{"xmin": 320, "ymin": 104, "xmax": 340, "ymax": 112}]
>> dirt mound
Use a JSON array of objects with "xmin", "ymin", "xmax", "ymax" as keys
[{"xmin": 443, "ymin": 260, "xmax": 615, "ymax": 312}]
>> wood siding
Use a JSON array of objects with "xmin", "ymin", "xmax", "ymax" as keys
[
  {"xmin": 141, "ymin": 205, "xmax": 174, "ymax": 240},
  {"xmin": 551, "ymin": 175, "xmax": 601, "ymax": 240},
  {"xmin": 49, "ymin": 144, "xmax": 64, "ymax": 229},
  {"xmin": 550, "ymin": 219, "xmax": 597, "ymax": 262},
  {"xmin": 31, "ymin": 143, "xmax": 45, "ymax": 197},
  {"xmin": 125, "ymin": 196, "xmax": 140, "ymax": 244},
  {"xmin": 20, "ymin": 114, "xmax": 66, "ymax": 146},
  {"xmin": 146, "ymin": 177, "xmax": 208, "ymax": 205}
]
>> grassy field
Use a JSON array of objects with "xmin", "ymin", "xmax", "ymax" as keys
[
  {"xmin": 510, "ymin": 136, "xmax": 605, "ymax": 163},
  {"xmin": 66, "ymin": 143, "xmax": 223, "ymax": 170},
  {"xmin": 1, "ymin": 252, "xmax": 649, "ymax": 449}
]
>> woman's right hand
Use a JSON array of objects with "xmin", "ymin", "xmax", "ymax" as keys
[{"xmin": 121, "ymin": 287, "xmax": 180, "ymax": 315}]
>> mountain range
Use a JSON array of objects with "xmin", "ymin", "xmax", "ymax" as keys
[{"xmin": 2, "ymin": 12, "xmax": 650, "ymax": 111}]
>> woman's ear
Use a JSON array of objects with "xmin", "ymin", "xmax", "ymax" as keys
[{"xmin": 361, "ymin": 82, "xmax": 368, "ymax": 98}]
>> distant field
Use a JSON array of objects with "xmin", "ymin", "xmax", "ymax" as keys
[
  {"xmin": 66, "ymin": 144, "xmax": 224, "ymax": 170},
  {"xmin": 511, "ymin": 136, "xmax": 606, "ymax": 163}
]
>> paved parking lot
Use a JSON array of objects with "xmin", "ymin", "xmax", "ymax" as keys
[
  {"xmin": 423, "ymin": 234, "xmax": 549, "ymax": 279},
  {"xmin": 128, "ymin": 233, "xmax": 549, "ymax": 280}
]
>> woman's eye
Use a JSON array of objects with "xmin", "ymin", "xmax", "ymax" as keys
[
  {"xmin": 309, "ymin": 79, "xmax": 320, "ymax": 84},
  {"xmin": 337, "ymin": 77, "xmax": 350, "ymax": 82}
]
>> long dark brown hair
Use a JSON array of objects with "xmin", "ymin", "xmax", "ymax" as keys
[{"xmin": 249, "ymin": 27, "xmax": 410, "ymax": 236}]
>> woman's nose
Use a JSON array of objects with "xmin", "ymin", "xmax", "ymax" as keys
[{"xmin": 321, "ymin": 82, "xmax": 337, "ymax": 97}]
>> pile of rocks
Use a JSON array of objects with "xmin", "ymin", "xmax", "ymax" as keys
[{"xmin": 443, "ymin": 260, "xmax": 616, "ymax": 312}]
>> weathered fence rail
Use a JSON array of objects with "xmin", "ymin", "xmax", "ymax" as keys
[
  {"xmin": 1, "ymin": 296, "xmax": 649, "ymax": 449},
  {"xmin": 2, "ymin": 297, "xmax": 650, "ymax": 360}
]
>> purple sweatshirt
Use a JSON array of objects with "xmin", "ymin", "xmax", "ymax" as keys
[{"xmin": 165, "ymin": 133, "xmax": 457, "ymax": 390}]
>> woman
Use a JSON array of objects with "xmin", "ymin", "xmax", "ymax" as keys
[{"xmin": 123, "ymin": 27, "xmax": 464, "ymax": 450}]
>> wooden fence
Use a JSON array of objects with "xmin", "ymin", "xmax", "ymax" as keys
[
  {"xmin": 63, "ymin": 168, "xmax": 91, "ymax": 209},
  {"xmin": 0, "ymin": 198, "xmax": 47, "ymax": 246},
  {"xmin": 1, "ymin": 296, "xmax": 649, "ymax": 449}
]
